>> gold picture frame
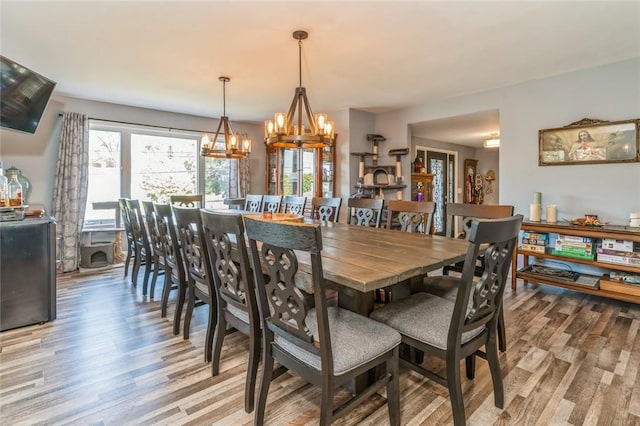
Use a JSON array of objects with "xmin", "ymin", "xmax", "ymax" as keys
[{"xmin": 539, "ymin": 118, "xmax": 640, "ymax": 166}]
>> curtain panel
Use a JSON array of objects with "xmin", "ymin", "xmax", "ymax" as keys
[{"xmin": 52, "ymin": 112, "xmax": 89, "ymax": 272}]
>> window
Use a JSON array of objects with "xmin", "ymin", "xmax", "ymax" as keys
[
  {"xmin": 84, "ymin": 121, "xmax": 233, "ymax": 226},
  {"xmin": 279, "ymin": 148, "xmax": 316, "ymax": 197}
]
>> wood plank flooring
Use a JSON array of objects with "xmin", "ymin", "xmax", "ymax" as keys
[{"xmin": 1, "ymin": 268, "xmax": 640, "ymax": 425}]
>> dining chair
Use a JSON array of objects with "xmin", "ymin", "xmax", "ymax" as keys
[
  {"xmin": 243, "ymin": 194, "xmax": 263, "ymax": 213},
  {"xmin": 430, "ymin": 203, "xmax": 515, "ymax": 352},
  {"xmin": 118, "ymin": 198, "xmax": 135, "ymax": 278},
  {"xmin": 310, "ymin": 197, "xmax": 342, "ymax": 222},
  {"xmin": 370, "ymin": 215, "xmax": 523, "ymax": 426},
  {"xmin": 244, "ymin": 217, "xmax": 401, "ymax": 425},
  {"xmin": 347, "ymin": 197, "xmax": 384, "ymax": 228},
  {"xmin": 200, "ymin": 210, "xmax": 260, "ymax": 413},
  {"xmin": 142, "ymin": 201, "xmax": 165, "ymax": 297},
  {"xmin": 125, "ymin": 199, "xmax": 153, "ymax": 295},
  {"xmin": 153, "ymin": 203, "xmax": 188, "ymax": 335},
  {"xmin": 385, "ymin": 199, "xmax": 436, "ymax": 234},
  {"xmin": 172, "ymin": 205, "xmax": 215, "ymax": 351},
  {"xmin": 170, "ymin": 194, "xmax": 203, "ymax": 207},
  {"xmin": 261, "ymin": 194, "xmax": 282, "ymax": 213},
  {"xmin": 282, "ymin": 195, "xmax": 307, "ymax": 215}
]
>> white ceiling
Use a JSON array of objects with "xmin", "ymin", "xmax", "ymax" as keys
[{"xmin": 2, "ymin": 1, "xmax": 639, "ymax": 147}]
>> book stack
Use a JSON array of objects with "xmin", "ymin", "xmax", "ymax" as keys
[
  {"xmin": 520, "ymin": 231, "xmax": 548, "ymax": 253},
  {"xmin": 597, "ymin": 238, "xmax": 640, "ymax": 266},
  {"xmin": 552, "ymin": 235, "xmax": 595, "ymax": 260}
]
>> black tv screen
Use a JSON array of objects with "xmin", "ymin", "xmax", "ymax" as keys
[{"xmin": 1, "ymin": 55, "xmax": 56, "ymax": 134}]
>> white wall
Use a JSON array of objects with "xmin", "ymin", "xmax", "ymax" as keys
[
  {"xmin": 3, "ymin": 58, "xmax": 638, "ymax": 223},
  {"xmin": 0, "ymin": 95, "xmax": 265, "ymax": 212},
  {"xmin": 376, "ymin": 58, "xmax": 640, "ymax": 224}
]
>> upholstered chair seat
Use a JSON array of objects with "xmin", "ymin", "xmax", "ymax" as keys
[
  {"xmin": 371, "ymin": 292, "xmax": 482, "ymax": 351},
  {"xmin": 276, "ymin": 306, "xmax": 401, "ymax": 375}
]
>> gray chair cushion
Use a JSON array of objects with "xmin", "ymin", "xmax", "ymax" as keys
[
  {"xmin": 227, "ymin": 303, "xmax": 249, "ymax": 324},
  {"xmin": 369, "ymin": 292, "xmax": 483, "ymax": 350},
  {"xmin": 275, "ymin": 306, "xmax": 401, "ymax": 375}
]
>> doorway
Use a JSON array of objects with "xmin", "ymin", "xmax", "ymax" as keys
[{"xmin": 416, "ymin": 147, "xmax": 456, "ymax": 236}]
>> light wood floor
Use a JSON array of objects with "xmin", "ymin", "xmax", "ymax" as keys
[{"xmin": 1, "ymin": 267, "xmax": 639, "ymax": 425}]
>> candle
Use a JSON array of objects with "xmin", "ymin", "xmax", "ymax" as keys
[
  {"xmin": 529, "ymin": 203, "xmax": 542, "ymax": 222},
  {"xmin": 532, "ymin": 192, "xmax": 542, "ymax": 205},
  {"xmin": 546, "ymin": 205, "xmax": 557, "ymax": 223},
  {"xmin": 358, "ymin": 159, "xmax": 365, "ymax": 179}
]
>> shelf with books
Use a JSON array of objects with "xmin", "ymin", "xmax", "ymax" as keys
[{"xmin": 513, "ymin": 220, "xmax": 640, "ymax": 304}]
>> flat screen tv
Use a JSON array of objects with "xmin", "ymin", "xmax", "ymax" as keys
[{"xmin": 1, "ymin": 55, "xmax": 56, "ymax": 134}]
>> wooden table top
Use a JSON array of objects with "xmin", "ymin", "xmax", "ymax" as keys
[
  {"xmin": 295, "ymin": 221, "xmax": 470, "ymax": 293},
  {"xmin": 205, "ymin": 209, "xmax": 471, "ymax": 294}
]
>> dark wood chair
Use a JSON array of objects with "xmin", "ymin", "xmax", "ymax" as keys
[
  {"xmin": 118, "ymin": 198, "xmax": 135, "ymax": 278},
  {"xmin": 125, "ymin": 199, "xmax": 153, "ymax": 295},
  {"xmin": 172, "ymin": 206, "xmax": 215, "ymax": 352},
  {"xmin": 153, "ymin": 203, "xmax": 188, "ymax": 335},
  {"xmin": 370, "ymin": 215, "xmax": 523, "ymax": 426},
  {"xmin": 433, "ymin": 203, "xmax": 515, "ymax": 352},
  {"xmin": 310, "ymin": 197, "xmax": 342, "ymax": 222},
  {"xmin": 243, "ymin": 194, "xmax": 263, "ymax": 213},
  {"xmin": 244, "ymin": 217, "xmax": 401, "ymax": 425},
  {"xmin": 385, "ymin": 199, "xmax": 436, "ymax": 234},
  {"xmin": 142, "ymin": 201, "xmax": 165, "ymax": 297},
  {"xmin": 347, "ymin": 198, "xmax": 384, "ymax": 228},
  {"xmin": 261, "ymin": 194, "xmax": 282, "ymax": 213},
  {"xmin": 200, "ymin": 210, "xmax": 260, "ymax": 413},
  {"xmin": 282, "ymin": 195, "xmax": 307, "ymax": 215},
  {"xmin": 170, "ymin": 194, "xmax": 203, "ymax": 207}
]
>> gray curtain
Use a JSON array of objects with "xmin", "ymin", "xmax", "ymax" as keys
[
  {"xmin": 230, "ymin": 157, "xmax": 250, "ymax": 197},
  {"xmin": 52, "ymin": 112, "xmax": 89, "ymax": 272},
  {"xmin": 239, "ymin": 156, "xmax": 250, "ymax": 196}
]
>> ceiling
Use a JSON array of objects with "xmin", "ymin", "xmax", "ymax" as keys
[{"xmin": 2, "ymin": 1, "xmax": 639, "ymax": 147}]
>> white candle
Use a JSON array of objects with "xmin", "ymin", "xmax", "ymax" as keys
[
  {"xmin": 529, "ymin": 203, "xmax": 542, "ymax": 222},
  {"xmin": 358, "ymin": 159, "xmax": 365, "ymax": 179},
  {"xmin": 546, "ymin": 205, "xmax": 557, "ymax": 223}
]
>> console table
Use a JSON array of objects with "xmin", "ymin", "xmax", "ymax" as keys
[{"xmin": 512, "ymin": 220, "xmax": 640, "ymax": 304}]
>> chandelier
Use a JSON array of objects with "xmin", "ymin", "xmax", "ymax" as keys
[
  {"xmin": 264, "ymin": 30, "xmax": 335, "ymax": 149},
  {"xmin": 201, "ymin": 76, "xmax": 251, "ymax": 159}
]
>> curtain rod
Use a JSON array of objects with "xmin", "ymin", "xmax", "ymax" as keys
[{"xmin": 57, "ymin": 113, "xmax": 210, "ymax": 134}]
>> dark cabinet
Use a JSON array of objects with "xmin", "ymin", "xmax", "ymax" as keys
[
  {"xmin": 410, "ymin": 173, "xmax": 434, "ymax": 201},
  {"xmin": 0, "ymin": 217, "xmax": 56, "ymax": 331}
]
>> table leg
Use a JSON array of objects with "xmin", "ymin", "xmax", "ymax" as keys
[{"xmin": 337, "ymin": 286, "xmax": 374, "ymax": 316}]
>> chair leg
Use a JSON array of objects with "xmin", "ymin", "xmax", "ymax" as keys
[
  {"xmin": 465, "ymin": 355, "xmax": 476, "ymax": 380},
  {"xmin": 205, "ymin": 301, "xmax": 219, "ymax": 365},
  {"xmin": 149, "ymin": 256, "xmax": 160, "ymax": 297},
  {"xmin": 498, "ymin": 307, "xmax": 507, "ymax": 352},
  {"xmin": 183, "ymin": 286, "xmax": 195, "ymax": 340},
  {"xmin": 142, "ymin": 255, "xmax": 152, "ymax": 296},
  {"xmin": 160, "ymin": 266, "xmax": 172, "ymax": 318},
  {"xmin": 173, "ymin": 280, "xmax": 186, "ymax": 336},
  {"xmin": 211, "ymin": 303, "xmax": 226, "ymax": 375},
  {"xmin": 446, "ymin": 354, "xmax": 466, "ymax": 426},
  {"xmin": 245, "ymin": 329, "xmax": 260, "ymax": 413},
  {"xmin": 319, "ymin": 383, "xmax": 333, "ymax": 426},
  {"xmin": 124, "ymin": 245, "xmax": 133, "ymax": 277},
  {"xmin": 254, "ymin": 344, "xmax": 274, "ymax": 426},
  {"xmin": 386, "ymin": 347, "xmax": 401, "ymax": 426},
  {"xmin": 131, "ymin": 247, "xmax": 142, "ymax": 287},
  {"xmin": 487, "ymin": 334, "xmax": 505, "ymax": 408}
]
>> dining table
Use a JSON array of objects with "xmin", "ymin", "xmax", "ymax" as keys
[{"xmin": 292, "ymin": 220, "xmax": 471, "ymax": 315}]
